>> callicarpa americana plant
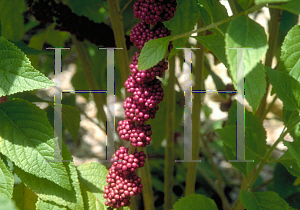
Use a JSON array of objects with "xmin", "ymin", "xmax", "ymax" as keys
[{"xmin": 103, "ymin": 0, "xmax": 177, "ymax": 208}]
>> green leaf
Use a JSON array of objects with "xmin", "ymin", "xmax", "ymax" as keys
[
  {"xmin": 274, "ymin": 163, "xmax": 300, "ymax": 199},
  {"xmin": 14, "ymin": 142, "xmax": 84, "ymax": 209},
  {"xmin": 216, "ymin": 100, "xmax": 267, "ymax": 157},
  {"xmin": 193, "ymin": 34, "xmax": 228, "ymax": 67},
  {"xmin": 278, "ymin": 151, "xmax": 300, "ymax": 178},
  {"xmin": 48, "ymin": 104, "xmax": 81, "ymax": 144},
  {"xmin": 0, "ymin": 0, "xmax": 24, "ymax": 41},
  {"xmin": 225, "ymin": 16, "xmax": 268, "ymax": 86},
  {"xmin": 45, "ymin": 27, "xmax": 70, "ymax": 48},
  {"xmin": 255, "ymin": 0, "xmax": 290, "ymax": 3},
  {"xmin": 283, "ymin": 140, "xmax": 300, "ymax": 168},
  {"xmin": 0, "ymin": 99, "xmax": 71, "ymax": 190},
  {"xmin": 36, "ymin": 199, "xmax": 67, "ymax": 210},
  {"xmin": 77, "ymin": 162, "xmax": 109, "ymax": 210},
  {"xmin": 138, "ymin": 36, "xmax": 172, "ymax": 70},
  {"xmin": 236, "ymin": 0, "xmax": 254, "ymax": 9},
  {"xmin": 245, "ymin": 63, "xmax": 266, "ymax": 113},
  {"xmin": 9, "ymin": 40, "xmax": 54, "ymax": 56},
  {"xmin": 223, "ymin": 144, "xmax": 259, "ymax": 176},
  {"xmin": 164, "ymin": 0, "xmax": 200, "ymax": 58},
  {"xmin": 270, "ymin": 0, "xmax": 300, "ymax": 15},
  {"xmin": 282, "ymin": 107, "xmax": 300, "ymax": 130},
  {"xmin": 0, "ymin": 157, "xmax": 14, "ymax": 199},
  {"xmin": 173, "ymin": 194, "xmax": 218, "ymax": 210},
  {"xmin": 198, "ymin": 0, "xmax": 230, "ymax": 35},
  {"xmin": 0, "ymin": 37, "xmax": 55, "ymax": 97},
  {"xmin": 278, "ymin": 25, "xmax": 300, "ymax": 82},
  {"xmin": 0, "ymin": 196, "xmax": 18, "ymax": 210},
  {"xmin": 12, "ymin": 182, "xmax": 38, "ymax": 209},
  {"xmin": 240, "ymin": 190, "xmax": 290, "ymax": 210},
  {"xmin": 266, "ymin": 67, "xmax": 300, "ymax": 111}
]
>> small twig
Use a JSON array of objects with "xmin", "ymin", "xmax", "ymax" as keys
[
  {"xmin": 261, "ymin": 96, "xmax": 278, "ymax": 120},
  {"xmin": 120, "ymin": 0, "xmax": 134, "ymax": 14},
  {"xmin": 251, "ymin": 178, "xmax": 274, "ymax": 192},
  {"xmin": 98, "ymin": 2, "xmax": 109, "ymax": 12}
]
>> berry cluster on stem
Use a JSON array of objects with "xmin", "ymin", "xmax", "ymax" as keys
[{"xmin": 104, "ymin": 0, "xmax": 177, "ymax": 208}]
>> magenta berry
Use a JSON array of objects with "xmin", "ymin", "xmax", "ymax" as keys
[{"xmin": 104, "ymin": 0, "xmax": 176, "ymax": 207}]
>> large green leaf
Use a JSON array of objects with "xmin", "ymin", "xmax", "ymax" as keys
[
  {"xmin": 283, "ymin": 140, "xmax": 300, "ymax": 168},
  {"xmin": 282, "ymin": 107, "xmax": 300, "ymax": 130},
  {"xmin": 0, "ymin": 196, "xmax": 18, "ymax": 210},
  {"xmin": 77, "ymin": 162, "xmax": 108, "ymax": 210},
  {"xmin": 223, "ymin": 144, "xmax": 260, "ymax": 176},
  {"xmin": 198, "ymin": 0, "xmax": 230, "ymax": 35},
  {"xmin": 193, "ymin": 34, "xmax": 228, "ymax": 67},
  {"xmin": 0, "ymin": 157, "xmax": 14, "ymax": 199},
  {"xmin": 173, "ymin": 194, "xmax": 218, "ymax": 210},
  {"xmin": 266, "ymin": 67, "xmax": 300, "ymax": 111},
  {"xmin": 0, "ymin": 0, "xmax": 24, "ymax": 41},
  {"xmin": 0, "ymin": 99, "xmax": 71, "ymax": 190},
  {"xmin": 278, "ymin": 151, "xmax": 300, "ymax": 178},
  {"xmin": 216, "ymin": 100, "xmax": 266, "ymax": 176},
  {"xmin": 278, "ymin": 25, "xmax": 300, "ymax": 82},
  {"xmin": 270, "ymin": 0, "xmax": 300, "ymax": 15},
  {"xmin": 274, "ymin": 163, "xmax": 300, "ymax": 199},
  {"xmin": 240, "ymin": 190, "xmax": 290, "ymax": 210},
  {"xmin": 164, "ymin": 0, "xmax": 200, "ymax": 58},
  {"xmin": 245, "ymin": 63, "xmax": 266, "ymax": 113},
  {"xmin": 216, "ymin": 101, "xmax": 267, "ymax": 157},
  {"xmin": 138, "ymin": 36, "xmax": 172, "ymax": 70},
  {"xmin": 12, "ymin": 182, "xmax": 38, "ymax": 210},
  {"xmin": 225, "ymin": 16, "xmax": 268, "ymax": 86},
  {"xmin": 14, "ymin": 142, "xmax": 84, "ymax": 209},
  {"xmin": 0, "ymin": 37, "xmax": 55, "ymax": 97},
  {"xmin": 36, "ymin": 199, "xmax": 67, "ymax": 210}
]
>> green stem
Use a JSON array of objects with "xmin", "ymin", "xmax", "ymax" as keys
[
  {"xmin": 202, "ymin": 139, "xmax": 230, "ymax": 210},
  {"xmin": 228, "ymin": 0, "xmax": 238, "ymax": 15},
  {"xmin": 185, "ymin": 18, "xmax": 205, "ymax": 196},
  {"xmin": 164, "ymin": 55, "xmax": 176, "ymax": 210},
  {"xmin": 255, "ymin": 8, "xmax": 282, "ymax": 122},
  {"xmin": 261, "ymin": 96, "xmax": 278, "ymax": 121},
  {"xmin": 107, "ymin": 0, "xmax": 130, "ymax": 98},
  {"xmin": 71, "ymin": 36, "xmax": 107, "ymax": 128},
  {"xmin": 251, "ymin": 177, "xmax": 274, "ymax": 192},
  {"xmin": 231, "ymin": 118, "xmax": 300, "ymax": 210},
  {"xmin": 120, "ymin": 0, "xmax": 134, "ymax": 14},
  {"xmin": 138, "ymin": 147, "xmax": 155, "ymax": 210},
  {"xmin": 171, "ymin": 4, "xmax": 265, "ymax": 42}
]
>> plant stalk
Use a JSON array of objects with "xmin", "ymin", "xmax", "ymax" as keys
[
  {"xmin": 107, "ymin": 0, "xmax": 130, "ymax": 98},
  {"xmin": 255, "ymin": 8, "xmax": 282, "ymax": 122},
  {"xmin": 230, "ymin": 118, "xmax": 300, "ymax": 210},
  {"xmin": 138, "ymin": 147, "xmax": 155, "ymax": 210},
  {"xmin": 71, "ymin": 36, "xmax": 107, "ymax": 128},
  {"xmin": 185, "ymin": 18, "xmax": 205, "ymax": 196},
  {"xmin": 164, "ymin": 55, "xmax": 176, "ymax": 210}
]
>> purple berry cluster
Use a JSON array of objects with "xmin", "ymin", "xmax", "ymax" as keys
[
  {"xmin": 104, "ymin": 0, "xmax": 177, "ymax": 208},
  {"xmin": 130, "ymin": 22, "xmax": 172, "ymax": 49},
  {"xmin": 104, "ymin": 147, "xmax": 145, "ymax": 207},
  {"xmin": 133, "ymin": 0, "xmax": 177, "ymax": 25}
]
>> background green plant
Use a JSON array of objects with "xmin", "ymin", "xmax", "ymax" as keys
[{"xmin": 0, "ymin": 0, "xmax": 299, "ymax": 210}]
